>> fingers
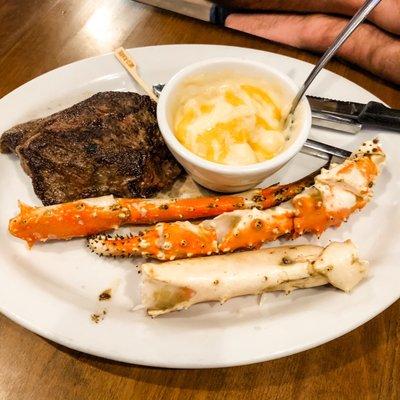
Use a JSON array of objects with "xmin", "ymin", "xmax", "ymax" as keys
[
  {"xmin": 215, "ymin": 0, "xmax": 400, "ymax": 34},
  {"xmin": 225, "ymin": 13, "xmax": 400, "ymax": 84}
]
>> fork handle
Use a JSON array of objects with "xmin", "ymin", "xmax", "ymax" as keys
[{"xmin": 289, "ymin": 0, "xmax": 382, "ymax": 115}]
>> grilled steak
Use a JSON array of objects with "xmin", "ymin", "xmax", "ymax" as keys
[{"xmin": 1, "ymin": 92, "xmax": 182, "ymax": 205}]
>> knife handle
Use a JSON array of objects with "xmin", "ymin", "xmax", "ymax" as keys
[
  {"xmin": 210, "ymin": 5, "xmax": 253, "ymax": 25},
  {"xmin": 359, "ymin": 102, "xmax": 400, "ymax": 132},
  {"xmin": 210, "ymin": 5, "xmax": 233, "ymax": 25}
]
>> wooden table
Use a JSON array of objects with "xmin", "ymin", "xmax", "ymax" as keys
[{"xmin": 0, "ymin": 1, "xmax": 399, "ymax": 398}]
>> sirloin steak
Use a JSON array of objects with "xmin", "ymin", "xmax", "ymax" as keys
[{"xmin": 0, "ymin": 92, "xmax": 182, "ymax": 205}]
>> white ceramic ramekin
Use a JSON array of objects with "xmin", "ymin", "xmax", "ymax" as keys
[{"xmin": 157, "ymin": 58, "xmax": 311, "ymax": 193}]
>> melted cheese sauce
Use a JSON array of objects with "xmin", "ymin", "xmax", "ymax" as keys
[{"xmin": 173, "ymin": 75, "xmax": 287, "ymax": 165}]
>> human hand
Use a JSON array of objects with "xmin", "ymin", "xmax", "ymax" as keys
[{"xmin": 215, "ymin": 0, "xmax": 400, "ymax": 84}]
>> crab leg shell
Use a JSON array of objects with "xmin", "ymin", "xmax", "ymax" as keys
[
  {"xmin": 10, "ymin": 197, "xmax": 126, "ymax": 247},
  {"xmin": 9, "ymin": 170, "xmax": 317, "ymax": 246},
  {"xmin": 293, "ymin": 191, "xmax": 365, "ymax": 236},
  {"xmin": 206, "ymin": 208, "xmax": 294, "ymax": 253},
  {"xmin": 293, "ymin": 143, "xmax": 384, "ymax": 236},
  {"xmin": 118, "ymin": 172, "xmax": 312, "ymax": 224},
  {"xmin": 88, "ymin": 222, "xmax": 218, "ymax": 261},
  {"xmin": 141, "ymin": 240, "xmax": 368, "ymax": 316},
  {"xmin": 88, "ymin": 234, "xmax": 142, "ymax": 258},
  {"xmin": 88, "ymin": 208, "xmax": 295, "ymax": 261}
]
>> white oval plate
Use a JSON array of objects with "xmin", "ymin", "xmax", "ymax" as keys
[{"xmin": 0, "ymin": 45, "xmax": 398, "ymax": 368}]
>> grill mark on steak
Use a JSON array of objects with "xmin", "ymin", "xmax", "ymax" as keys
[{"xmin": 1, "ymin": 92, "xmax": 182, "ymax": 205}]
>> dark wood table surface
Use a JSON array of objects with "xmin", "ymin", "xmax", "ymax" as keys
[{"xmin": 0, "ymin": 1, "xmax": 399, "ymax": 399}]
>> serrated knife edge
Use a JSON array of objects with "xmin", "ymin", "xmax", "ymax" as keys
[{"xmin": 306, "ymin": 95, "xmax": 365, "ymax": 117}]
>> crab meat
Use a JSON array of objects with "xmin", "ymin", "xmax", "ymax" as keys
[{"xmin": 141, "ymin": 240, "xmax": 368, "ymax": 316}]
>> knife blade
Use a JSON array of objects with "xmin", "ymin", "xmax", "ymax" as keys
[{"xmin": 308, "ymin": 96, "xmax": 364, "ymax": 117}]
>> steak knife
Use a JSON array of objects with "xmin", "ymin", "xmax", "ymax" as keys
[{"xmin": 308, "ymin": 96, "xmax": 400, "ymax": 133}]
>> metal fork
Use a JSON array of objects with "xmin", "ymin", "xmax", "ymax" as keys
[{"xmin": 287, "ymin": 0, "xmax": 382, "ymax": 118}]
